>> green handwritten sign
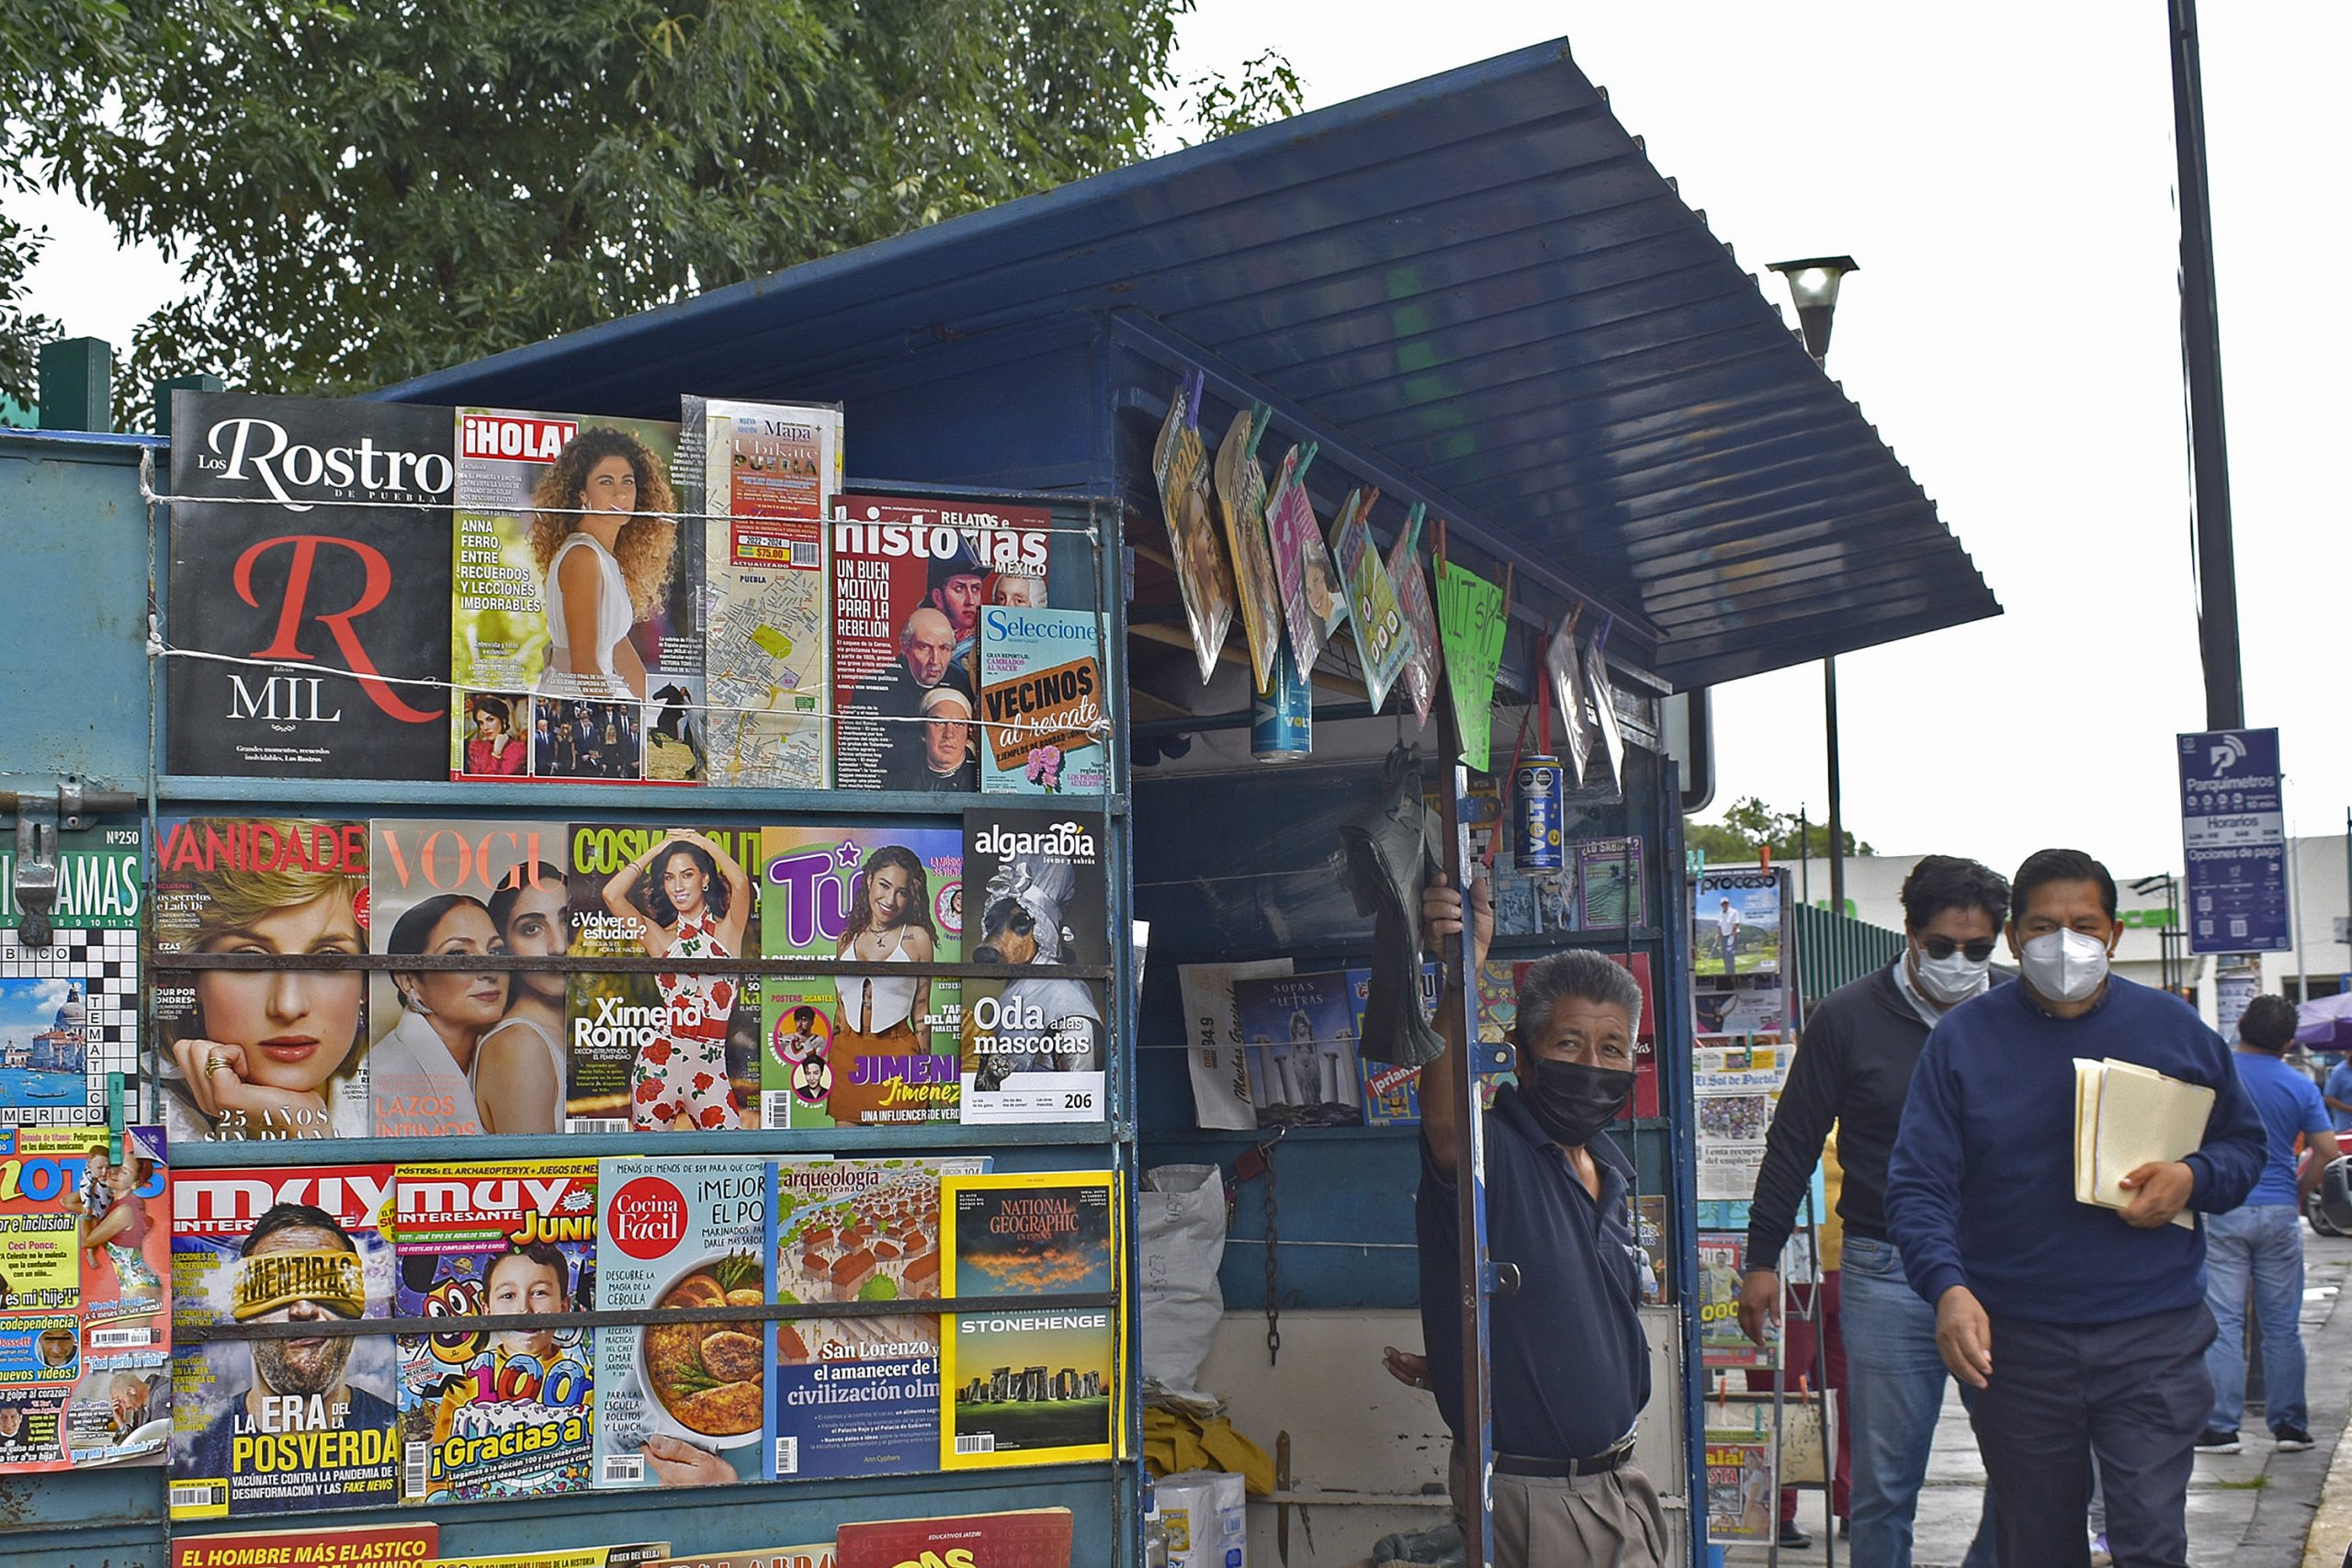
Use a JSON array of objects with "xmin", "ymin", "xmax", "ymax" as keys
[{"xmin": 1435, "ymin": 559, "xmax": 1506, "ymax": 770}]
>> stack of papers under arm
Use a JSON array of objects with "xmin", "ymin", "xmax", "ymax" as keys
[{"xmin": 2073, "ymin": 1057, "xmax": 2214, "ymax": 1231}]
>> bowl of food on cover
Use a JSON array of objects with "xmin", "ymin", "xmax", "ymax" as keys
[{"xmin": 633, "ymin": 1249, "xmax": 764, "ymax": 1450}]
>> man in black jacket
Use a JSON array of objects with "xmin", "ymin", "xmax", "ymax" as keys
[{"xmin": 1736, "ymin": 855, "xmax": 2007, "ymax": 1568}]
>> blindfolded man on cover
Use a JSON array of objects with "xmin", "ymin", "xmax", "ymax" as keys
[{"xmin": 1410, "ymin": 873, "xmax": 1667, "ymax": 1568}]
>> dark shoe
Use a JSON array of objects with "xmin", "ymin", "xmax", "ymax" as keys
[
  {"xmin": 1778, "ymin": 1520, "xmax": 1812, "ymax": 1549},
  {"xmin": 1838, "ymin": 1517, "xmax": 1850, "ymax": 1540},
  {"xmin": 2194, "ymin": 1427, "xmax": 2243, "ymax": 1454},
  {"xmin": 2275, "ymin": 1426, "xmax": 2316, "ymax": 1452}
]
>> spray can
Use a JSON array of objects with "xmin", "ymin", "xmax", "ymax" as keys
[
  {"xmin": 1251, "ymin": 640, "xmax": 1312, "ymax": 761},
  {"xmin": 1514, "ymin": 754, "xmax": 1566, "ymax": 871}
]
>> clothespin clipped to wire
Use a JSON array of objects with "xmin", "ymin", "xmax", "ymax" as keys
[
  {"xmin": 107, "ymin": 1071, "xmax": 124, "ymax": 1164},
  {"xmin": 1245, "ymin": 401, "xmax": 1272, "ymax": 461},
  {"xmin": 1295, "ymin": 441, "xmax": 1317, "ymax": 484},
  {"xmin": 1397, "ymin": 502, "xmax": 1427, "ymax": 558}
]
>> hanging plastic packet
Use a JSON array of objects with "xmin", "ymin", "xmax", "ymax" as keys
[
  {"xmin": 1433, "ymin": 554, "xmax": 1508, "ymax": 773},
  {"xmin": 1329, "ymin": 487, "xmax": 1412, "ymax": 712},
  {"xmin": 1385, "ymin": 505, "xmax": 1441, "ymax": 728},
  {"xmin": 1582, "ymin": 615, "xmax": 1626, "ymax": 795},
  {"xmin": 1545, "ymin": 613, "xmax": 1598, "ymax": 786},
  {"xmin": 1152, "ymin": 372, "xmax": 1236, "ymax": 683},
  {"xmin": 1261, "ymin": 443, "xmax": 1328, "ymax": 673},
  {"xmin": 1213, "ymin": 404, "xmax": 1283, "ymax": 694}
]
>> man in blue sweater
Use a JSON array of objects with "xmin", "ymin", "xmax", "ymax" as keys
[{"xmin": 1886, "ymin": 848, "xmax": 2265, "ymax": 1568}]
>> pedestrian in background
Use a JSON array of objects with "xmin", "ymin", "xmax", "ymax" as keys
[
  {"xmin": 2197, "ymin": 994, "xmax": 2339, "ymax": 1455},
  {"xmin": 1886, "ymin": 848, "xmax": 2265, "ymax": 1568}
]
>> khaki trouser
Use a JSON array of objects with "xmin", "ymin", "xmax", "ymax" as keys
[{"xmin": 1450, "ymin": 1444, "xmax": 1671, "ymax": 1568}]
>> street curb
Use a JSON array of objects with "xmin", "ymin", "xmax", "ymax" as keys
[{"xmin": 2266, "ymin": 1237, "xmax": 2352, "ymax": 1568}]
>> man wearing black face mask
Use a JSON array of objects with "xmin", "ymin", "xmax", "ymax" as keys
[{"xmin": 1414, "ymin": 874, "xmax": 1667, "ymax": 1568}]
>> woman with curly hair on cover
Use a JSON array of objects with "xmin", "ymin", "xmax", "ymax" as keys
[
  {"xmin": 530, "ymin": 424, "xmax": 679, "ymax": 703},
  {"xmin": 602, "ymin": 829, "xmax": 752, "ymax": 1131}
]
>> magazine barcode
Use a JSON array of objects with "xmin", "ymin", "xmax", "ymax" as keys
[
  {"xmin": 603, "ymin": 1455, "xmax": 645, "ymax": 1483},
  {"xmin": 760, "ymin": 1090, "xmax": 793, "ymax": 1130},
  {"xmin": 789, "ymin": 541, "xmax": 820, "ymax": 569},
  {"xmin": 89, "ymin": 1325, "xmax": 152, "ymax": 1348},
  {"xmin": 570, "ymin": 1118, "xmax": 628, "ymax": 1134},
  {"xmin": 954, "ymin": 1434, "xmax": 996, "ymax": 1454},
  {"xmin": 774, "ymin": 1435, "xmax": 799, "ymax": 1474},
  {"xmin": 170, "ymin": 1481, "xmax": 225, "ymax": 1511},
  {"xmin": 405, "ymin": 1441, "xmax": 429, "ymax": 1499}
]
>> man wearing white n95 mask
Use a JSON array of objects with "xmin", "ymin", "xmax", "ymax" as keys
[{"xmin": 1885, "ymin": 848, "xmax": 2265, "ymax": 1568}]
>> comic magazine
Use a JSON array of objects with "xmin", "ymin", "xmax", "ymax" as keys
[
  {"xmin": 937, "ymin": 1170, "xmax": 1116, "ymax": 1471},
  {"xmin": 0, "ymin": 820, "xmax": 140, "ymax": 1127},
  {"xmin": 1261, "ymin": 443, "xmax": 1347, "ymax": 672},
  {"xmin": 1231, "ymin": 971, "xmax": 1363, "ymax": 1129},
  {"xmin": 0, "ymin": 1126, "xmax": 170, "ymax": 1472},
  {"xmin": 1328, "ymin": 489, "xmax": 1409, "ymax": 712},
  {"xmin": 171, "ymin": 1522, "xmax": 440, "ymax": 1568},
  {"xmin": 1210, "ymin": 409, "xmax": 1282, "ymax": 694},
  {"xmin": 765, "ymin": 1156, "xmax": 984, "ymax": 1482},
  {"xmin": 831, "ymin": 494, "xmax": 1052, "ymax": 792},
  {"xmin": 166, "ymin": 390, "xmax": 453, "ymax": 781},
  {"xmin": 395, "ymin": 1160, "xmax": 596, "ymax": 1503},
  {"xmin": 169, "ymin": 1163, "xmax": 399, "ymax": 1518},
  {"xmin": 975, "ymin": 606, "xmax": 1107, "ymax": 795},
  {"xmin": 151, "ymin": 818, "xmax": 372, "ymax": 1143},
  {"xmin": 448, "ymin": 407, "xmax": 696, "ymax": 784},
  {"xmin": 757, "ymin": 828, "xmax": 963, "ymax": 1130},
  {"xmin": 699, "ymin": 399, "xmax": 839, "ymax": 788},
  {"xmin": 368, "ymin": 820, "xmax": 566, "ymax": 1139},
  {"xmin": 564, "ymin": 824, "xmax": 763, "ymax": 1134},
  {"xmin": 593, "ymin": 1156, "xmax": 767, "ymax": 1490},
  {"xmin": 1148, "ymin": 388, "xmax": 1232, "ymax": 684},
  {"xmin": 1385, "ymin": 512, "xmax": 1441, "ymax": 728}
]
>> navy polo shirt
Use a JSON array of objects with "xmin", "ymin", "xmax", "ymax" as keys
[{"xmin": 1416, "ymin": 1084, "xmax": 1650, "ymax": 1461}]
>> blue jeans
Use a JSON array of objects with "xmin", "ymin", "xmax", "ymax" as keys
[
  {"xmin": 1839, "ymin": 1235, "xmax": 1996, "ymax": 1568},
  {"xmin": 2203, "ymin": 1201, "xmax": 2307, "ymax": 1434}
]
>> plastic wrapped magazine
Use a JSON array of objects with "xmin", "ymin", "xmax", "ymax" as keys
[
  {"xmin": 1329, "ymin": 489, "xmax": 1411, "ymax": 713},
  {"xmin": 1150, "ymin": 379, "xmax": 1234, "ymax": 683},
  {"xmin": 1544, "ymin": 618, "xmax": 1597, "ymax": 787},
  {"xmin": 1211, "ymin": 408, "xmax": 1283, "ymax": 694}
]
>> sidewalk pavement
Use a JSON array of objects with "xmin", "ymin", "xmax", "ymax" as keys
[{"xmin": 1754, "ymin": 1228, "xmax": 2352, "ymax": 1567}]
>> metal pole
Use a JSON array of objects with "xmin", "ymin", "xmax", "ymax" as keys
[
  {"xmin": 2170, "ymin": 0, "xmax": 2245, "ymax": 730},
  {"xmin": 1825, "ymin": 659, "xmax": 1845, "ymax": 916},
  {"xmin": 2290, "ymin": 829, "xmax": 2309, "ymax": 1004}
]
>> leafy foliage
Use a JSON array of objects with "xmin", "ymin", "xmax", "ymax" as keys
[
  {"xmin": 1684, "ymin": 794, "xmax": 1872, "ymax": 865},
  {"xmin": 5, "ymin": 0, "xmax": 1301, "ymax": 427}
]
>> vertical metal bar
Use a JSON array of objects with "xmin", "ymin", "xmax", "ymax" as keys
[
  {"xmin": 1658, "ymin": 763, "xmax": 1706, "ymax": 1568},
  {"xmin": 1824, "ymin": 659, "xmax": 1844, "ymax": 917},
  {"xmin": 1435, "ymin": 705, "xmax": 1495, "ymax": 1568}
]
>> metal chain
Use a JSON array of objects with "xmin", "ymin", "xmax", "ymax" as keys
[{"xmin": 1263, "ymin": 1144, "xmax": 1282, "ymax": 1365}]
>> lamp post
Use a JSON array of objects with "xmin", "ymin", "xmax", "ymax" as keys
[{"xmin": 1770, "ymin": 255, "xmax": 1860, "ymax": 916}]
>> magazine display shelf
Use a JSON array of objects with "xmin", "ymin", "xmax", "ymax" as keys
[{"xmin": 0, "ymin": 456, "xmax": 1142, "ymax": 1568}]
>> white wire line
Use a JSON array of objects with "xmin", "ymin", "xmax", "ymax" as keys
[{"xmin": 147, "ymin": 638, "xmax": 1116, "ymax": 747}]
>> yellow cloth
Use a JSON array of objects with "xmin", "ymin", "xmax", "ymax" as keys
[
  {"xmin": 1142, "ymin": 1406, "xmax": 1275, "ymax": 1495},
  {"xmin": 1820, "ymin": 1126, "xmax": 1846, "ymax": 1271}
]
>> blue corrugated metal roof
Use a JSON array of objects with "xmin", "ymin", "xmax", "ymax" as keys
[{"xmin": 385, "ymin": 38, "xmax": 1997, "ymax": 690}]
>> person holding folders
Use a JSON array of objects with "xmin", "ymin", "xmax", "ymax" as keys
[{"xmin": 1886, "ymin": 848, "xmax": 2266, "ymax": 1568}]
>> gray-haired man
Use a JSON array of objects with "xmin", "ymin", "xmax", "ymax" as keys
[{"xmin": 1415, "ymin": 874, "xmax": 1667, "ymax": 1567}]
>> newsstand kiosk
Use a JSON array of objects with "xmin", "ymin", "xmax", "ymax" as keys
[{"xmin": 0, "ymin": 38, "xmax": 1996, "ymax": 1568}]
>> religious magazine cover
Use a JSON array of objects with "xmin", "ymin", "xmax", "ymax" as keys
[
  {"xmin": 593, "ymin": 1156, "xmax": 766, "ymax": 1489},
  {"xmin": 169, "ymin": 1163, "xmax": 398, "ymax": 1518},
  {"xmin": 975, "ymin": 606, "xmax": 1106, "ymax": 795},
  {"xmin": 561, "ymin": 825, "xmax": 761, "ymax": 1134},
  {"xmin": 764, "ymin": 1156, "xmax": 984, "ymax": 1482},
  {"xmin": 833, "ymin": 1509, "xmax": 1071, "ymax": 1568},
  {"xmin": 367, "ymin": 821, "xmax": 564, "ymax": 1139},
  {"xmin": 757, "ymin": 828, "xmax": 962, "ymax": 1130},
  {"xmin": 1232, "ymin": 971, "xmax": 1362, "ymax": 1129},
  {"xmin": 0, "ymin": 1126, "xmax": 170, "ymax": 1472},
  {"xmin": 1574, "ymin": 835, "xmax": 1646, "ymax": 931},
  {"xmin": 166, "ymin": 390, "xmax": 453, "ymax": 781},
  {"xmin": 1696, "ymin": 1230, "xmax": 1772, "ymax": 1371},
  {"xmin": 1348, "ymin": 963, "xmax": 1439, "ymax": 1129},
  {"xmin": 448, "ymin": 407, "xmax": 697, "ymax": 783},
  {"xmin": 171, "ymin": 1522, "xmax": 439, "ymax": 1568},
  {"xmin": 1328, "ymin": 489, "xmax": 1410, "ymax": 712},
  {"xmin": 699, "ymin": 398, "xmax": 839, "ymax": 788},
  {"xmin": 151, "ymin": 818, "xmax": 371, "ymax": 1144},
  {"xmin": 1694, "ymin": 869, "xmax": 1781, "ymax": 979},
  {"xmin": 1149, "ymin": 385, "xmax": 1233, "ymax": 684},
  {"xmin": 395, "ymin": 1160, "xmax": 595, "ymax": 1503},
  {"xmin": 938, "ymin": 1171, "xmax": 1115, "ymax": 1470},
  {"xmin": 1261, "ymin": 443, "xmax": 1347, "ymax": 672},
  {"xmin": 831, "ymin": 494, "xmax": 1051, "ymax": 793},
  {"xmin": 0, "ymin": 820, "xmax": 140, "ymax": 1127},
  {"xmin": 1177, "ymin": 960, "xmax": 1289, "ymax": 1132},
  {"xmin": 958, "ymin": 807, "xmax": 1106, "ymax": 1127},
  {"xmin": 1703, "ymin": 1414, "xmax": 1776, "ymax": 1544},
  {"xmin": 1210, "ymin": 408, "xmax": 1283, "ymax": 694},
  {"xmin": 1385, "ymin": 511, "xmax": 1440, "ymax": 728}
]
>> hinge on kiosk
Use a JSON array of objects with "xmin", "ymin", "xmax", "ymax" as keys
[{"xmin": 7, "ymin": 779, "xmax": 136, "ymax": 946}]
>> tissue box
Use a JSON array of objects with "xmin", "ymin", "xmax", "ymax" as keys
[{"xmin": 1159, "ymin": 1469, "xmax": 1247, "ymax": 1568}]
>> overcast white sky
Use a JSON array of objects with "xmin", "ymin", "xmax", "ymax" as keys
[{"xmin": 23, "ymin": 5, "xmax": 2348, "ymax": 879}]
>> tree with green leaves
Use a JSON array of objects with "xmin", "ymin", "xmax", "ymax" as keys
[
  {"xmin": 2, "ymin": 1, "xmax": 1301, "ymax": 421},
  {"xmin": 1684, "ymin": 795, "xmax": 1873, "ymax": 866}
]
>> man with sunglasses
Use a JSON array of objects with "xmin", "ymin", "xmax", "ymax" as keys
[{"xmin": 1737, "ymin": 854, "xmax": 2008, "ymax": 1568}]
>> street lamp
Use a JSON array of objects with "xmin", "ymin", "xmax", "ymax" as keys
[{"xmin": 1769, "ymin": 254, "xmax": 1860, "ymax": 916}]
